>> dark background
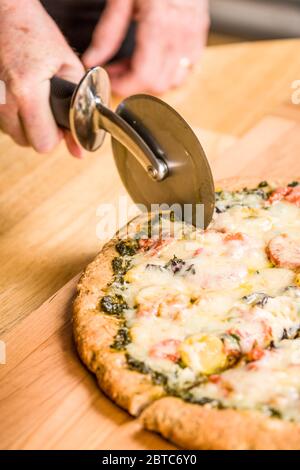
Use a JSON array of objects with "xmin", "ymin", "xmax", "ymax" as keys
[{"xmin": 41, "ymin": 0, "xmax": 300, "ymax": 57}]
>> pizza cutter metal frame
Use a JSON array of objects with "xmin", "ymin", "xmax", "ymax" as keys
[{"xmin": 50, "ymin": 66, "xmax": 215, "ymax": 227}]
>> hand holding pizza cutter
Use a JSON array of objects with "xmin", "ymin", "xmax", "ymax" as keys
[{"xmin": 50, "ymin": 66, "xmax": 215, "ymax": 228}]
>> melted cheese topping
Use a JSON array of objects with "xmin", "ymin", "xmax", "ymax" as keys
[
  {"xmin": 108, "ymin": 184, "xmax": 300, "ymax": 421},
  {"xmin": 190, "ymin": 339, "xmax": 300, "ymax": 422}
]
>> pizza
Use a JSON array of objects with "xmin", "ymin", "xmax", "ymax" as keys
[{"xmin": 73, "ymin": 178, "xmax": 300, "ymax": 450}]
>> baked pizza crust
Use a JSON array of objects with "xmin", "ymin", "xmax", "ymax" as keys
[
  {"xmin": 73, "ymin": 240, "xmax": 165, "ymax": 417},
  {"xmin": 141, "ymin": 397, "xmax": 300, "ymax": 450},
  {"xmin": 73, "ymin": 176, "xmax": 300, "ymax": 449}
]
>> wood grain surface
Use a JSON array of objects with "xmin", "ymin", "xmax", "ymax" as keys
[{"xmin": 1, "ymin": 40, "xmax": 300, "ymax": 449}]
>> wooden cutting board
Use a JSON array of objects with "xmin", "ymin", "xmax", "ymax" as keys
[{"xmin": 1, "ymin": 110, "xmax": 300, "ymax": 450}]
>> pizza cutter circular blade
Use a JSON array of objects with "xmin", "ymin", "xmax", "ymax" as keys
[
  {"xmin": 111, "ymin": 94, "xmax": 215, "ymax": 228},
  {"xmin": 50, "ymin": 67, "xmax": 215, "ymax": 228}
]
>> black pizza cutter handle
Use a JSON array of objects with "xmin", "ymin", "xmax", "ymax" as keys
[{"xmin": 50, "ymin": 76, "xmax": 76, "ymax": 130}]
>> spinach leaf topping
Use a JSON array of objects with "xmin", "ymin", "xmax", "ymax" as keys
[
  {"xmin": 126, "ymin": 354, "xmax": 223, "ymax": 408},
  {"xmin": 247, "ymin": 188, "xmax": 268, "ymax": 200},
  {"xmin": 258, "ymin": 181, "xmax": 269, "ymax": 188},
  {"xmin": 186, "ymin": 264, "xmax": 196, "ymax": 275},
  {"xmin": 266, "ymin": 407, "xmax": 282, "ymax": 419},
  {"xmin": 116, "ymin": 239, "xmax": 139, "ymax": 257},
  {"xmin": 165, "ymin": 255, "xmax": 186, "ymax": 274},
  {"xmin": 112, "ymin": 257, "xmax": 131, "ymax": 276},
  {"xmin": 101, "ymin": 294, "xmax": 128, "ymax": 315},
  {"xmin": 126, "ymin": 355, "xmax": 151, "ymax": 375},
  {"xmin": 126, "ymin": 355, "xmax": 169, "ymax": 386},
  {"xmin": 281, "ymin": 328, "xmax": 289, "ymax": 340},
  {"xmin": 111, "ymin": 327, "xmax": 131, "ymax": 350},
  {"xmin": 152, "ymin": 371, "xmax": 169, "ymax": 386}
]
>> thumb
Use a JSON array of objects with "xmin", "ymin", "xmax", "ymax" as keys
[
  {"xmin": 56, "ymin": 56, "xmax": 86, "ymax": 158},
  {"xmin": 58, "ymin": 55, "xmax": 85, "ymax": 84},
  {"xmin": 83, "ymin": 0, "xmax": 134, "ymax": 68}
]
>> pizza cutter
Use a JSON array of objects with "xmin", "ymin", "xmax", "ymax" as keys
[{"xmin": 50, "ymin": 66, "xmax": 215, "ymax": 227}]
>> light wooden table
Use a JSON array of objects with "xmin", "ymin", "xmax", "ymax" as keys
[{"xmin": 1, "ymin": 39, "xmax": 300, "ymax": 450}]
